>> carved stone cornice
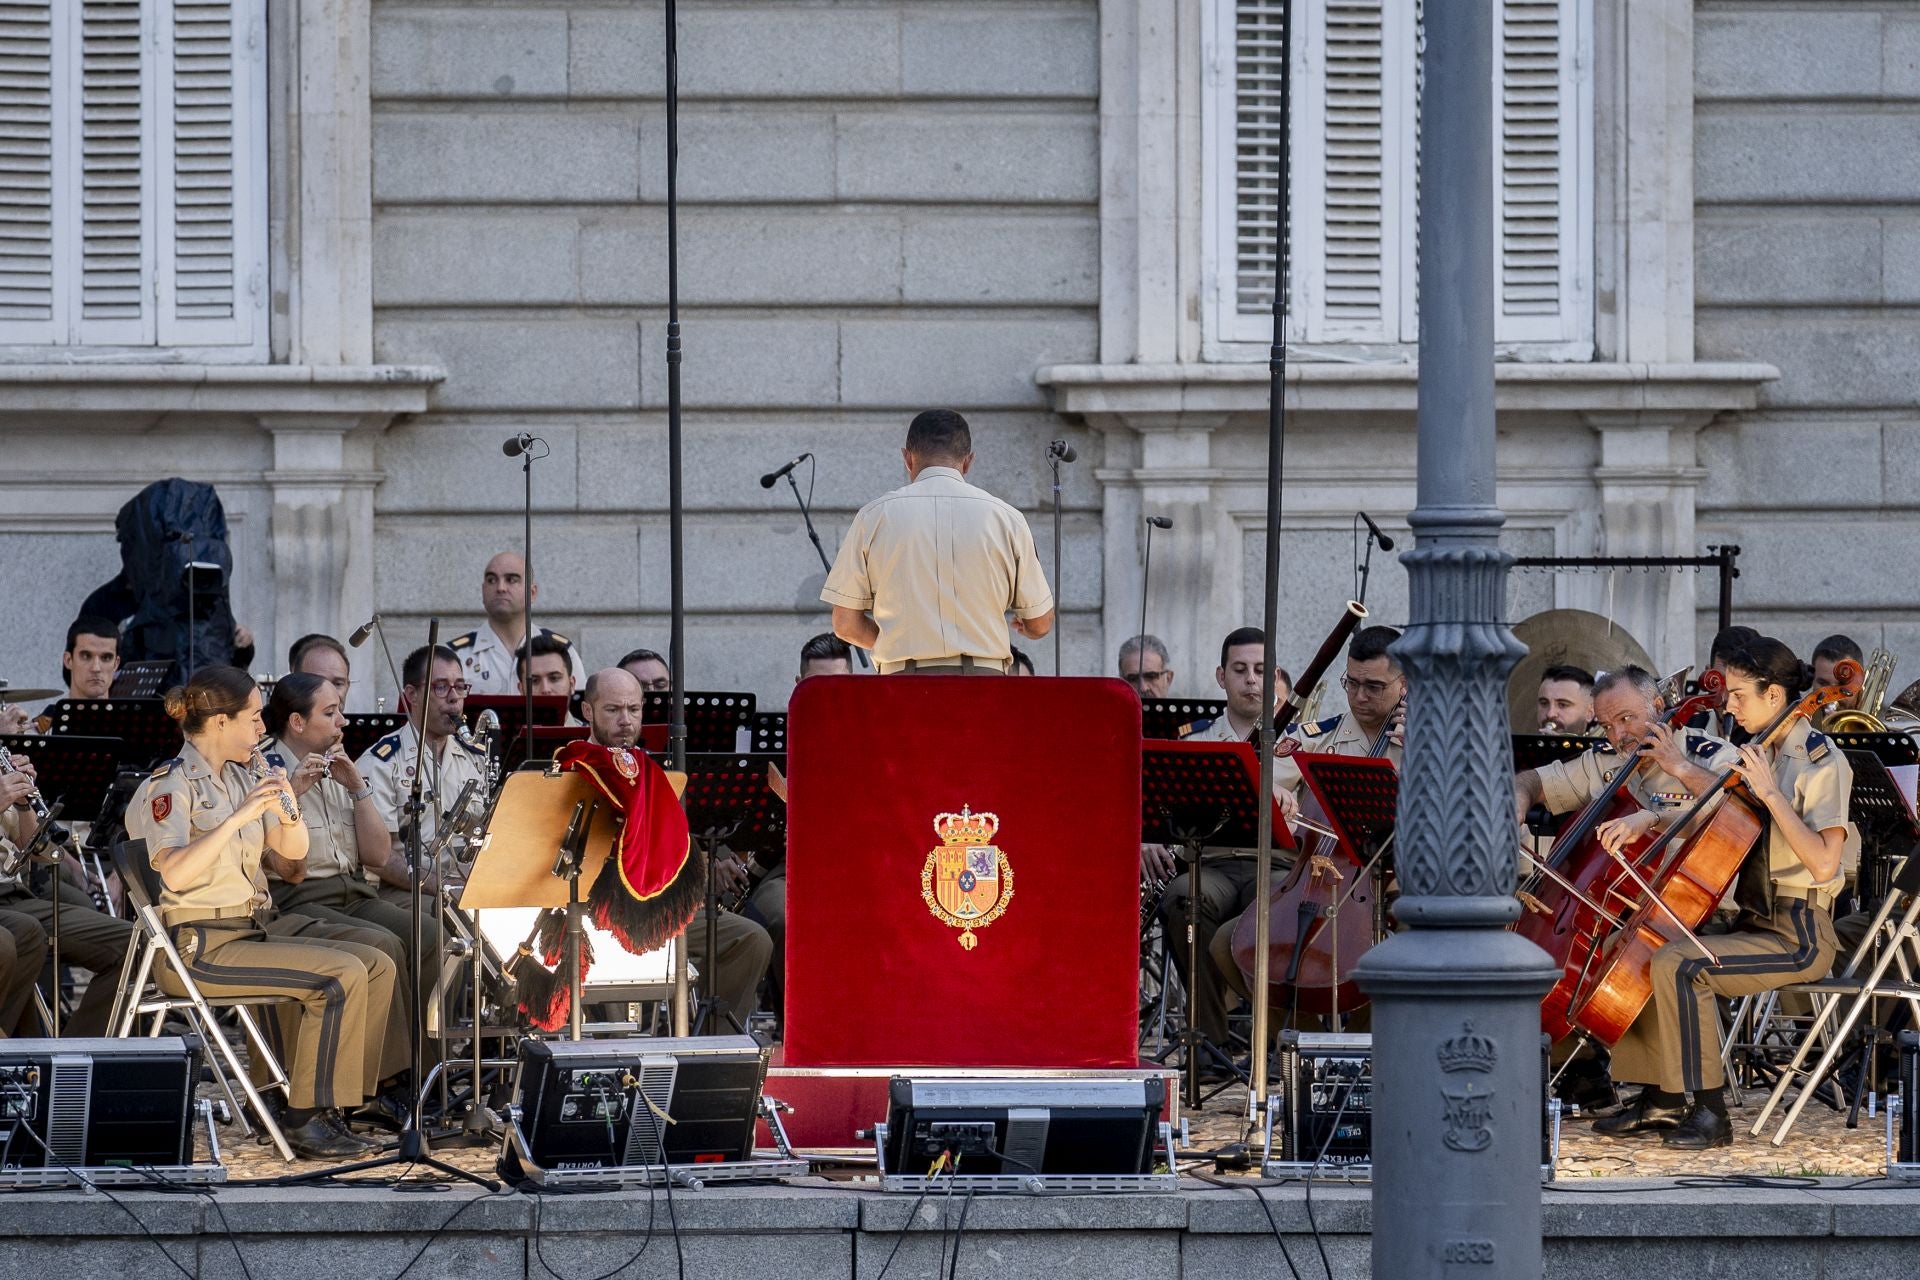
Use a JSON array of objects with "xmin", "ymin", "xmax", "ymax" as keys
[{"xmin": 0, "ymin": 364, "xmax": 441, "ymax": 427}]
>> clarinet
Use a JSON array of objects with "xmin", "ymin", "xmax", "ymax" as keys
[
  {"xmin": 249, "ymin": 748, "xmax": 301, "ymax": 824},
  {"xmin": 0, "ymin": 747, "xmax": 67, "ymax": 877}
]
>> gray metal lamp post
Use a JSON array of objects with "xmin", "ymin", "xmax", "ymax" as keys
[{"xmin": 1350, "ymin": 1, "xmax": 1557, "ymax": 1275}]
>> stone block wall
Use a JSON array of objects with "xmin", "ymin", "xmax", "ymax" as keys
[
  {"xmin": 367, "ymin": 0, "xmax": 1103, "ymax": 706},
  {"xmin": 1694, "ymin": 2, "xmax": 1920, "ymax": 663}
]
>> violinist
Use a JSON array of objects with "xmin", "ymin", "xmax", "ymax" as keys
[
  {"xmin": 1594, "ymin": 638, "xmax": 1849, "ymax": 1150},
  {"xmin": 125, "ymin": 667, "xmax": 409, "ymax": 1159}
]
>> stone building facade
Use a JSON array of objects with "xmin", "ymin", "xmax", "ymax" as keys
[{"xmin": 0, "ymin": 0, "xmax": 1906, "ymax": 710}]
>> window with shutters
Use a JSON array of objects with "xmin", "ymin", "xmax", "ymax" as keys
[
  {"xmin": 1202, "ymin": 0, "xmax": 1592, "ymax": 359},
  {"xmin": 0, "ymin": 0, "xmax": 267, "ymax": 356}
]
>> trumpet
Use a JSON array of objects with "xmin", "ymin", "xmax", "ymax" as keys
[{"xmin": 248, "ymin": 748, "xmax": 301, "ymax": 824}]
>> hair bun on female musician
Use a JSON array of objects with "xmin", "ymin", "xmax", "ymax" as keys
[
  {"xmin": 162, "ymin": 665, "xmax": 258, "ymax": 734},
  {"xmin": 1721, "ymin": 636, "xmax": 1814, "ymax": 697}
]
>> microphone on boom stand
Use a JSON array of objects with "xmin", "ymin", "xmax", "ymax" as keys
[
  {"xmin": 1353, "ymin": 511, "xmax": 1396, "ymax": 608},
  {"xmin": 1136, "ymin": 516, "xmax": 1172, "ymax": 685},
  {"xmin": 761, "ymin": 452, "xmax": 869, "ymax": 668}
]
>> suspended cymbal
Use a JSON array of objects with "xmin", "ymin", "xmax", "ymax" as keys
[
  {"xmin": 0, "ymin": 687, "xmax": 59, "ymax": 704},
  {"xmin": 1506, "ymin": 609, "xmax": 1655, "ymax": 733}
]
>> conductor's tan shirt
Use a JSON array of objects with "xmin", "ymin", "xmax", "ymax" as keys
[
  {"xmin": 821, "ymin": 465, "xmax": 1053, "ymax": 672},
  {"xmin": 127, "ymin": 740, "xmax": 273, "ymax": 920}
]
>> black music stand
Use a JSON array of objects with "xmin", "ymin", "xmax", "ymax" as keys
[
  {"xmin": 1842, "ymin": 746, "xmax": 1920, "ymax": 909},
  {"xmin": 466, "ymin": 694, "xmax": 569, "ymax": 751},
  {"xmin": 343, "ymin": 712, "xmax": 410, "ymax": 760},
  {"xmin": 750, "ymin": 712, "xmax": 787, "ymax": 756},
  {"xmin": 677, "ymin": 753, "xmax": 783, "ymax": 1036},
  {"xmin": 108, "ymin": 661, "xmax": 173, "ymax": 699},
  {"xmin": 0, "ymin": 735, "xmax": 121, "ymax": 825},
  {"xmin": 644, "ymin": 692, "xmax": 756, "ymax": 753},
  {"xmin": 1510, "ymin": 732, "xmax": 1600, "ymax": 774},
  {"xmin": 1141, "ymin": 741, "xmax": 1289, "ymax": 1108},
  {"xmin": 39, "ymin": 699, "xmax": 181, "ymax": 769},
  {"xmin": 1141, "ymin": 698, "xmax": 1230, "ymax": 742}
]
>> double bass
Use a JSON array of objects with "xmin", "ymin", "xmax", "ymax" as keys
[
  {"xmin": 1515, "ymin": 673, "xmax": 1726, "ymax": 1041},
  {"xmin": 1568, "ymin": 668, "xmax": 1857, "ymax": 1044}
]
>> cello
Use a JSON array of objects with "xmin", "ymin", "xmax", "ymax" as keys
[
  {"xmin": 1515, "ymin": 672, "xmax": 1726, "ymax": 1041},
  {"xmin": 1568, "ymin": 665, "xmax": 1858, "ymax": 1045}
]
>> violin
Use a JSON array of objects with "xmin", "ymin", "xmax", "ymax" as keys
[
  {"xmin": 1568, "ymin": 666, "xmax": 1856, "ymax": 1045},
  {"xmin": 1514, "ymin": 672, "xmax": 1725, "ymax": 1041}
]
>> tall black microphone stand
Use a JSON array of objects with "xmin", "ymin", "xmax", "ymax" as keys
[
  {"xmin": 777, "ymin": 461, "xmax": 869, "ymax": 668},
  {"xmin": 291, "ymin": 617, "xmax": 495, "ymax": 1189},
  {"xmin": 664, "ymin": 0, "xmax": 691, "ymax": 1036},
  {"xmin": 1248, "ymin": 0, "xmax": 1296, "ymax": 1114}
]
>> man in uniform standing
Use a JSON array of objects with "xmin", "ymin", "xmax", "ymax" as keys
[
  {"xmin": 823, "ymin": 409, "xmax": 1053, "ymax": 673},
  {"xmin": 449, "ymin": 552, "xmax": 587, "ymax": 695},
  {"xmin": 356, "ymin": 645, "xmax": 488, "ymax": 901}
]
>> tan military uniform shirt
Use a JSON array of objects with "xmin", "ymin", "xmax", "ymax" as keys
[
  {"xmin": 821, "ymin": 465, "xmax": 1053, "ymax": 672},
  {"xmin": 126, "ymin": 740, "xmax": 274, "ymax": 919},
  {"xmin": 1534, "ymin": 729, "xmax": 1742, "ymax": 821},
  {"xmin": 0, "ymin": 809, "xmax": 27, "ymax": 892},
  {"xmin": 1272, "ymin": 713, "xmax": 1403, "ymax": 799},
  {"xmin": 355, "ymin": 729, "xmax": 488, "ymax": 876},
  {"xmin": 449, "ymin": 624, "xmax": 586, "ymax": 696},
  {"xmin": 1762, "ymin": 717, "xmax": 1852, "ymax": 897},
  {"xmin": 259, "ymin": 737, "xmax": 362, "ymax": 882}
]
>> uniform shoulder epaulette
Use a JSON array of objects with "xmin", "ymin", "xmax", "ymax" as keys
[
  {"xmin": 545, "ymin": 629, "xmax": 573, "ymax": 647},
  {"xmin": 148, "ymin": 757, "xmax": 182, "ymax": 780},
  {"xmin": 1176, "ymin": 719, "xmax": 1209, "ymax": 739},
  {"xmin": 263, "ymin": 749, "xmax": 286, "ymax": 770},
  {"xmin": 1301, "ymin": 715, "xmax": 1341, "ymax": 739},
  {"xmin": 1806, "ymin": 730, "xmax": 1831, "ymax": 761},
  {"xmin": 370, "ymin": 733, "xmax": 403, "ymax": 762},
  {"xmin": 448, "ymin": 631, "xmax": 477, "ymax": 651}
]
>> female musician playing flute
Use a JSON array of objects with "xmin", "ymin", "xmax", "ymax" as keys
[
  {"xmin": 127, "ymin": 666, "xmax": 407, "ymax": 1160},
  {"xmin": 1596, "ymin": 637, "xmax": 1848, "ymax": 1150}
]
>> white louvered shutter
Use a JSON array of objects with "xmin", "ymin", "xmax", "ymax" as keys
[
  {"xmin": 0, "ymin": 0, "xmax": 262, "ymax": 353},
  {"xmin": 1490, "ymin": 0, "xmax": 1589, "ymax": 349},
  {"xmin": 0, "ymin": 0, "xmax": 57, "ymax": 342},
  {"xmin": 156, "ymin": 0, "xmax": 263, "ymax": 347},
  {"xmin": 1210, "ymin": 0, "xmax": 1590, "ymax": 357}
]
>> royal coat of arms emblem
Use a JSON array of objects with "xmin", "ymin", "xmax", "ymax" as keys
[{"xmin": 920, "ymin": 805, "xmax": 1014, "ymax": 950}]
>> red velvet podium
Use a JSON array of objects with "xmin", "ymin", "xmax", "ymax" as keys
[{"xmin": 767, "ymin": 675, "xmax": 1151, "ymax": 1145}]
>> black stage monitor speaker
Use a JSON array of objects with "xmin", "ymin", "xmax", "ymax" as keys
[
  {"xmin": 0, "ymin": 1037, "xmax": 201, "ymax": 1169},
  {"xmin": 503, "ymin": 1035, "xmax": 769, "ymax": 1178},
  {"xmin": 1898, "ymin": 1029, "xmax": 1919, "ymax": 1163},
  {"xmin": 882, "ymin": 1076, "xmax": 1164, "ymax": 1177}
]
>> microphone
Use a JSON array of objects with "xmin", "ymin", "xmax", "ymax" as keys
[
  {"xmin": 1047, "ymin": 440, "xmax": 1076, "ymax": 464},
  {"xmin": 1359, "ymin": 512, "xmax": 1395, "ymax": 551},
  {"xmin": 502, "ymin": 433, "xmax": 536, "ymax": 457},
  {"xmin": 1146, "ymin": 516, "xmax": 1173, "ymax": 530},
  {"xmin": 348, "ymin": 615, "xmax": 378, "ymax": 648},
  {"xmin": 759, "ymin": 453, "xmax": 811, "ymax": 489}
]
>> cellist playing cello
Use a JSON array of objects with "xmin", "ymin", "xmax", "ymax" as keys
[
  {"xmin": 1511, "ymin": 665, "xmax": 1742, "ymax": 1107},
  {"xmin": 1589, "ymin": 637, "xmax": 1851, "ymax": 1151}
]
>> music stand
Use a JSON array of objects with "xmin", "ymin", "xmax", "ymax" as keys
[
  {"xmin": 504, "ymin": 724, "xmax": 589, "ymax": 770},
  {"xmin": 343, "ymin": 712, "xmax": 410, "ymax": 760},
  {"xmin": 39, "ymin": 699, "xmax": 180, "ymax": 769},
  {"xmin": 750, "ymin": 712, "xmax": 787, "ymax": 756},
  {"xmin": 1511, "ymin": 733, "xmax": 1599, "ymax": 774},
  {"xmin": 1293, "ymin": 754, "xmax": 1399, "ymax": 863},
  {"xmin": 0, "ymin": 735, "xmax": 122, "ymax": 824},
  {"xmin": 644, "ymin": 692, "xmax": 756, "ymax": 753},
  {"xmin": 108, "ymin": 661, "xmax": 173, "ymax": 699},
  {"xmin": 1141, "ymin": 741, "xmax": 1293, "ymax": 1108},
  {"xmin": 677, "ymin": 753, "xmax": 783, "ymax": 1035},
  {"xmin": 1141, "ymin": 698, "xmax": 1230, "ymax": 742},
  {"xmin": 1843, "ymin": 748, "xmax": 1920, "ymax": 909}
]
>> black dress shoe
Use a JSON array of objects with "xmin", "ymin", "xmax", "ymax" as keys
[
  {"xmin": 285, "ymin": 1114, "xmax": 371, "ymax": 1160},
  {"xmin": 324, "ymin": 1109, "xmax": 379, "ymax": 1152},
  {"xmin": 351, "ymin": 1092, "xmax": 408, "ymax": 1133},
  {"xmin": 1591, "ymin": 1091, "xmax": 1689, "ymax": 1138},
  {"xmin": 1661, "ymin": 1104, "xmax": 1733, "ymax": 1150}
]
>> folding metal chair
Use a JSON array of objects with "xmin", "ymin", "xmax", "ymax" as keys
[
  {"xmin": 1748, "ymin": 853, "xmax": 1920, "ymax": 1146},
  {"xmin": 104, "ymin": 840, "xmax": 296, "ymax": 1162}
]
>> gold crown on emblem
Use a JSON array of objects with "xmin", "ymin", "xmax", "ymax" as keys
[
  {"xmin": 1437, "ymin": 1021, "xmax": 1497, "ymax": 1074},
  {"xmin": 933, "ymin": 805, "xmax": 1000, "ymax": 846}
]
